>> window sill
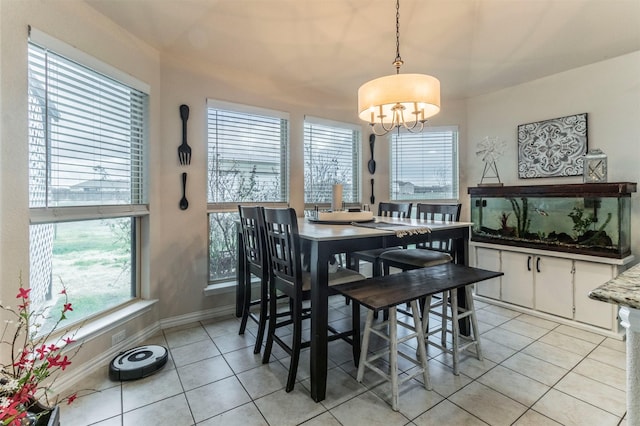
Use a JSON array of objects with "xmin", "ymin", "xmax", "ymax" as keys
[
  {"xmin": 67, "ymin": 299, "xmax": 157, "ymax": 345},
  {"xmin": 204, "ymin": 280, "xmax": 237, "ymax": 296}
]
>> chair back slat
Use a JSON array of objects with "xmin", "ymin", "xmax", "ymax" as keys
[
  {"xmin": 416, "ymin": 203, "xmax": 462, "ymax": 252},
  {"xmin": 378, "ymin": 202, "xmax": 413, "ymax": 218},
  {"xmin": 263, "ymin": 207, "xmax": 303, "ymax": 298},
  {"xmin": 238, "ymin": 206, "xmax": 268, "ymax": 276},
  {"xmin": 416, "ymin": 203, "xmax": 461, "ymax": 222}
]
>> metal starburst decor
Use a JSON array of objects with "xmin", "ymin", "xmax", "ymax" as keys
[{"xmin": 476, "ymin": 136, "xmax": 506, "ymax": 186}]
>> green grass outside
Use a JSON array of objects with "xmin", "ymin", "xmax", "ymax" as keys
[{"xmin": 33, "ymin": 219, "xmax": 133, "ymax": 335}]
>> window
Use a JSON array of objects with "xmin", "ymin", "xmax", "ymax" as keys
[
  {"xmin": 207, "ymin": 100, "xmax": 289, "ymax": 283},
  {"xmin": 390, "ymin": 126, "xmax": 459, "ymax": 201},
  {"xmin": 28, "ymin": 31, "xmax": 148, "ymax": 333},
  {"xmin": 304, "ymin": 117, "xmax": 360, "ymax": 207}
]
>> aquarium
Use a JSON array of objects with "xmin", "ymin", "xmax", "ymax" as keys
[{"xmin": 469, "ymin": 182, "xmax": 636, "ymax": 258}]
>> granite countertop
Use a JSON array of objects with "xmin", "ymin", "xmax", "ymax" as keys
[{"xmin": 589, "ymin": 263, "xmax": 640, "ymax": 309}]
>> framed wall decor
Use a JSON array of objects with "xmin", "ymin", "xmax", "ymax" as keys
[{"xmin": 517, "ymin": 113, "xmax": 588, "ymax": 178}]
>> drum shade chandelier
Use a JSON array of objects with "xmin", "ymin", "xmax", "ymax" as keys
[{"xmin": 358, "ymin": 0, "xmax": 441, "ymax": 136}]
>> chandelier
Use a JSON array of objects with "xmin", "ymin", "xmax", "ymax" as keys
[{"xmin": 357, "ymin": 0, "xmax": 441, "ymax": 136}]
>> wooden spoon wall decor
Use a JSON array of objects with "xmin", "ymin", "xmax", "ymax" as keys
[{"xmin": 368, "ymin": 134, "xmax": 376, "ymax": 174}]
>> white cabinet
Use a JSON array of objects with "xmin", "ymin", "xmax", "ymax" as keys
[
  {"xmin": 471, "ymin": 242, "xmax": 632, "ymax": 335},
  {"xmin": 501, "ymin": 251, "xmax": 535, "ymax": 308},
  {"xmin": 574, "ymin": 261, "xmax": 617, "ymax": 329},
  {"xmin": 534, "ymin": 255, "xmax": 574, "ymax": 319},
  {"xmin": 499, "ymin": 251, "xmax": 573, "ymax": 314},
  {"xmin": 474, "ymin": 247, "xmax": 501, "ymax": 299}
]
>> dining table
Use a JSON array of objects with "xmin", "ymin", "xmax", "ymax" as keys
[{"xmin": 235, "ymin": 215, "xmax": 473, "ymax": 402}]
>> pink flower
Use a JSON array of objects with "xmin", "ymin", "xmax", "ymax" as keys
[
  {"xmin": 58, "ymin": 355, "xmax": 72, "ymax": 371},
  {"xmin": 35, "ymin": 344, "xmax": 48, "ymax": 360},
  {"xmin": 15, "ymin": 288, "xmax": 30, "ymax": 299},
  {"xmin": 63, "ymin": 303, "xmax": 73, "ymax": 313},
  {"xmin": 47, "ymin": 354, "xmax": 61, "ymax": 367}
]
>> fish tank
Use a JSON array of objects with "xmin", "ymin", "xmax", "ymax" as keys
[{"xmin": 468, "ymin": 182, "xmax": 636, "ymax": 258}]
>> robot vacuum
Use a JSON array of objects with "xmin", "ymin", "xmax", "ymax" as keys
[{"xmin": 109, "ymin": 345, "xmax": 168, "ymax": 381}]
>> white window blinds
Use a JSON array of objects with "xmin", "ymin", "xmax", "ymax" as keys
[
  {"xmin": 207, "ymin": 100, "xmax": 289, "ymax": 206},
  {"xmin": 304, "ymin": 118, "xmax": 360, "ymax": 205},
  {"xmin": 28, "ymin": 42, "xmax": 147, "ymax": 208},
  {"xmin": 390, "ymin": 127, "xmax": 459, "ymax": 201}
]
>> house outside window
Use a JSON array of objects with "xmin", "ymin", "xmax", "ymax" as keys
[
  {"xmin": 28, "ymin": 31, "xmax": 148, "ymax": 333},
  {"xmin": 304, "ymin": 117, "xmax": 361, "ymax": 209},
  {"xmin": 206, "ymin": 100, "xmax": 289, "ymax": 283},
  {"xmin": 390, "ymin": 126, "xmax": 459, "ymax": 201}
]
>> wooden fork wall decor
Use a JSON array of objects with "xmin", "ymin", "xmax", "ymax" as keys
[{"xmin": 178, "ymin": 104, "xmax": 192, "ymax": 165}]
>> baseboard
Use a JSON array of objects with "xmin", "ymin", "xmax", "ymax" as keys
[
  {"xmin": 474, "ymin": 294, "xmax": 626, "ymax": 341},
  {"xmin": 52, "ymin": 304, "xmax": 237, "ymax": 396},
  {"xmin": 51, "ymin": 321, "xmax": 161, "ymax": 396},
  {"xmin": 159, "ymin": 305, "xmax": 236, "ymax": 329}
]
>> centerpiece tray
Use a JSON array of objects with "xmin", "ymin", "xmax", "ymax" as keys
[{"xmin": 307, "ymin": 210, "xmax": 374, "ymax": 224}]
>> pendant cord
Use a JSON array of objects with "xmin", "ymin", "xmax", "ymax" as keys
[{"xmin": 394, "ymin": 0, "xmax": 403, "ymax": 74}]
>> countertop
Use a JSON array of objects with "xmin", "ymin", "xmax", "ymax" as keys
[{"xmin": 589, "ymin": 263, "xmax": 640, "ymax": 309}]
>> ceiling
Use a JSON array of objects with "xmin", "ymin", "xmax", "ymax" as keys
[{"xmin": 85, "ymin": 0, "xmax": 640, "ymax": 103}]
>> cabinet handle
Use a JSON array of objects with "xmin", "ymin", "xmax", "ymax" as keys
[
  {"xmin": 527, "ymin": 256, "xmax": 532, "ymax": 271},
  {"xmin": 536, "ymin": 257, "xmax": 541, "ymax": 273}
]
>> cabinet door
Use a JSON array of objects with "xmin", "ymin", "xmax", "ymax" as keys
[
  {"xmin": 574, "ymin": 261, "xmax": 615, "ymax": 329},
  {"xmin": 534, "ymin": 256, "xmax": 573, "ymax": 318},
  {"xmin": 474, "ymin": 247, "xmax": 501, "ymax": 299},
  {"xmin": 501, "ymin": 251, "xmax": 534, "ymax": 308}
]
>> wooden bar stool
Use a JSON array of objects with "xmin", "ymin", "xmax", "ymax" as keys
[
  {"xmin": 358, "ymin": 299, "xmax": 430, "ymax": 411},
  {"xmin": 423, "ymin": 284, "xmax": 483, "ymax": 375}
]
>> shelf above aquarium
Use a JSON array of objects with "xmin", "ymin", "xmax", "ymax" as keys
[{"xmin": 468, "ymin": 182, "xmax": 637, "ymax": 198}]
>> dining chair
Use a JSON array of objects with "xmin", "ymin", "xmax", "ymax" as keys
[
  {"xmin": 379, "ymin": 203, "xmax": 461, "ymax": 271},
  {"xmin": 347, "ymin": 202, "xmax": 413, "ymax": 277},
  {"xmin": 237, "ymin": 205, "xmax": 275, "ymax": 354},
  {"xmin": 415, "ymin": 203, "xmax": 462, "ymax": 252},
  {"xmin": 261, "ymin": 207, "xmax": 366, "ymax": 392},
  {"xmin": 378, "ymin": 203, "xmax": 477, "ymax": 373}
]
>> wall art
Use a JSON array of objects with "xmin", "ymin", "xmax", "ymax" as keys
[{"xmin": 517, "ymin": 113, "xmax": 588, "ymax": 178}]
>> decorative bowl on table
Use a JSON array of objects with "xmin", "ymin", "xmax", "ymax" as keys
[{"xmin": 309, "ymin": 210, "xmax": 374, "ymax": 224}]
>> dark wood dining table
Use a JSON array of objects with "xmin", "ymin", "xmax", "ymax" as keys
[{"xmin": 235, "ymin": 216, "xmax": 472, "ymax": 402}]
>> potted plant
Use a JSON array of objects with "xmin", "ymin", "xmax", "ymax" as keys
[{"xmin": 1, "ymin": 277, "xmax": 80, "ymax": 425}]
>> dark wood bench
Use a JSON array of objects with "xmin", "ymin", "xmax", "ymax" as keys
[
  {"xmin": 332, "ymin": 262, "xmax": 503, "ymax": 411},
  {"xmin": 333, "ymin": 263, "xmax": 503, "ymax": 312}
]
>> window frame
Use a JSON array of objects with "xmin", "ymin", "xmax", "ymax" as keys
[
  {"xmin": 27, "ymin": 29, "xmax": 149, "ymax": 328},
  {"xmin": 303, "ymin": 116, "xmax": 361, "ymax": 210},
  {"xmin": 389, "ymin": 125, "xmax": 459, "ymax": 202},
  {"xmin": 206, "ymin": 99, "xmax": 290, "ymax": 285}
]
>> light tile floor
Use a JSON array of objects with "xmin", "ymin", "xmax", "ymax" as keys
[{"xmin": 61, "ymin": 297, "xmax": 628, "ymax": 426}]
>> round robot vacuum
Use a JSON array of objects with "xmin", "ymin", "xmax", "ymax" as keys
[{"xmin": 109, "ymin": 345, "xmax": 168, "ymax": 381}]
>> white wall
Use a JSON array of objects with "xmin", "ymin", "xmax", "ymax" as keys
[{"xmin": 463, "ymin": 51, "xmax": 640, "ymax": 256}]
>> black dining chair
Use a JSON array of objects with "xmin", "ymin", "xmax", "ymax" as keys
[
  {"xmin": 379, "ymin": 203, "xmax": 462, "ymax": 271},
  {"xmin": 237, "ymin": 205, "xmax": 286, "ymax": 354},
  {"xmin": 261, "ymin": 207, "xmax": 366, "ymax": 392},
  {"xmin": 347, "ymin": 202, "xmax": 413, "ymax": 277},
  {"xmin": 378, "ymin": 203, "xmax": 473, "ymax": 371}
]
